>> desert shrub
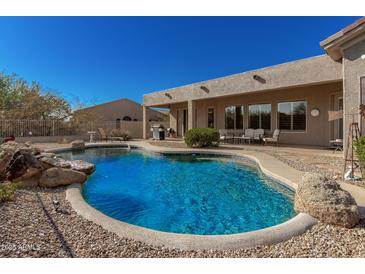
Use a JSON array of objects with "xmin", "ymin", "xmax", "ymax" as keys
[
  {"xmin": 0, "ymin": 182, "xmax": 17, "ymax": 203},
  {"xmin": 184, "ymin": 128, "xmax": 219, "ymax": 148},
  {"xmin": 110, "ymin": 129, "xmax": 130, "ymax": 141},
  {"xmin": 354, "ymin": 136, "xmax": 365, "ymax": 171}
]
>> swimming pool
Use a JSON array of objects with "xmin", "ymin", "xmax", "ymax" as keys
[{"xmin": 59, "ymin": 147, "xmax": 296, "ymax": 235}]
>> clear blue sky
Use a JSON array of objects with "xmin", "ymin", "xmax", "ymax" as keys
[{"xmin": 0, "ymin": 16, "xmax": 360, "ymax": 108}]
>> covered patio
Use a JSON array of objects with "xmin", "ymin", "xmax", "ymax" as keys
[{"xmin": 143, "ymin": 55, "xmax": 344, "ymax": 148}]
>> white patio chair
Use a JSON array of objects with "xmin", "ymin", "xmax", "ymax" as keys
[
  {"xmin": 253, "ymin": 129, "xmax": 265, "ymax": 143},
  {"xmin": 236, "ymin": 128, "xmax": 254, "ymax": 144},
  {"xmin": 219, "ymin": 129, "xmax": 233, "ymax": 143},
  {"xmin": 263, "ymin": 129, "xmax": 280, "ymax": 146}
]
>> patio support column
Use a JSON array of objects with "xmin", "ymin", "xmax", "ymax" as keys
[
  {"xmin": 142, "ymin": 105, "xmax": 149, "ymax": 139},
  {"xmin": 188, "ymin": 100, "xmax": 196, "ymax": 130}
]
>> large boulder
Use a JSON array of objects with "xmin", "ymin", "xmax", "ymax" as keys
[
  {"xmin": 0, "ymin": 141, "xmax": 41, "ymax": 180},
  {"xmin": 67, "ymin": 160, "xmax": 95, "ymax": 175},
  {"xmin": 295, "ymin": 173, "xmax": 360, "ymax": 228},
  {"xmin": 39, "ymin": 156, "xmax": 71, "ymax": 169},
  {"xmin": 0, "ymin": 142, "xmax": 19, "ymax": 180},
  {"xmin": 71, "ymin": 140, "xmax": 85, "ymax": 150},
  {"xmin": 15, "ymin": 167, "xmax": 42, "ymax": 187},
  {"xmin": 39, "ymin": 167, "xmax": 87, "ymax": 187}
]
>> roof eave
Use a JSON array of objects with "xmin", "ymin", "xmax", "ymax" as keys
[{"xmin": 320, "ymin": 17, "xmax": 365, "ymax": 61}]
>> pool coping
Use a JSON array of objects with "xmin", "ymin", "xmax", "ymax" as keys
[{"xmin": 49, "ymin": 142, "xmax": 318, "ymax": 250}]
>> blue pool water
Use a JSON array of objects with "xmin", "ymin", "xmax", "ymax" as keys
[{"xmin": 59, "ymin": 147, "xmax": 296, "ymax": 235}]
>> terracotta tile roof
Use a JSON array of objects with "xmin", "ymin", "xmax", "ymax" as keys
[{"xmin": 320, "ymin": 17, "xmax": 365, "ymax": 47}]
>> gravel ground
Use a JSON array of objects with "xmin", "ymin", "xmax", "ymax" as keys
[
  {"xmin": 1, "ymin": 186, "xmax": 365, "ymax": 258},
  {"xmin": 1, "ymin": 144, "xmax": 365, "ymax": 257}
]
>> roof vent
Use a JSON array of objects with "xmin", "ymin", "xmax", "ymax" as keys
[
  {"xmin": 165, "ymin": 93, "xmax": 172, "ymax": 99},
  {"xmin": 253, "ymin": 75, "xmax": 266, "ymax": 84},
  {"xmin": 200, "ymin": 86, "xmax": 210, "ymax": 93}
]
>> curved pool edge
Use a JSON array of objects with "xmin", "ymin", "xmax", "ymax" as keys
[
  {"xmin": 48, "ymin": 142, "xmax": 318, "ymax": 250},
  {"xmin": 66, "ymin": 183, "xmax": 317, "ymax": 250}
]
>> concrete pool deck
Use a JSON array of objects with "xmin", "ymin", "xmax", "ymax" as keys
[{"xmin": 43, "ymin": 141, "xmax": 365, "ymax": 250}]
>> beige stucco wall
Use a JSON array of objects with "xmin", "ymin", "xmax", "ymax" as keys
[
  {"xmin": 169, "ymin": 82, "xmax": 343, "ymax": 146},
  {"xmin": 144, "ymin": 55, "xmax": 342, "ymax": 107},
  {"xmin": 343, "ymin": 36, "xmax": 365, "ymax": 147}
]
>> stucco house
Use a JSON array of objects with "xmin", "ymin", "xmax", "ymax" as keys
[
  {"xmin": 74, "ymin": 98, "xmax": 168, "ymax": 123},
  {"xmin": 74, "ymin": 98, "xmax": 169, "ymax": 138},
  {"xmin": 142, "ymin": 17, "xmax": 365, "ymax": 149}
]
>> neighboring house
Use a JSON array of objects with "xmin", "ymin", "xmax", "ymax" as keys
[
  {"xmin": 74, "ymin": 98, "xmax": 168, "ymax": 123},
  {"xmin": 74, "ymin": 98, "xmax": 169, "ymax": 138},
  {"xmin": 142, "ymin": 17, "xmax": 365, "ymax": 148}
]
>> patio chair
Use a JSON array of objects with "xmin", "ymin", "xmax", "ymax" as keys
[
  {"xmin": 263, "ymin": 129, "xmax": 280, "ymax": 146},
  {"xmin": 329, "ymin": 139, "xmax": 343, "ymax": 153},
  {"xmin": 253, "ymin": 129, "xmax": 265, "ymax": 143},
  {"xmin": 235, "ymin": 128, "xmax": 254, "ymax": 144},
  {"xmin": 97, "ymin": 128, "xmax": 123, "ymax": 142},
  {"xmin": 219, "ymin": 129, "xmax": 234, "ymax": 144}
]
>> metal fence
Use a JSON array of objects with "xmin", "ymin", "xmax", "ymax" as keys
[
  {"xmin": 0, "ymin": 120, "xmax": 143, "ymax": 138},
  {"xmin": 0, "ymin": 120, "xmax": 75, "ymax": 137}
]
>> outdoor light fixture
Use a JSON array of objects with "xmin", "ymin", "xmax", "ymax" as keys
[
  {"xmin": 165, "ymin": 93, "xmax": 172, "ymax": 99},
  {"xmin": 311, "ymin": 108, "xmax": 320, "ymax": 117},
  {"xmin": 253, "ymin": 74, "xmax": 266, "ymax": 84},
  {"xmin": 200, "ymin": 85, "xmax": 210, "ymax": 93},
  {"xmin": 361, "ymin": 54, "xmax": 365, "ymax": 60}
]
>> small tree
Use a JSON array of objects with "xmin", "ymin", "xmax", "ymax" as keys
[
  {"xmin": 354, "ymin": 136, "xmax": 365, "ymax": 172},
  {"xmin": 0, "ymin": 72, "xmax": 71, "ymax": 120}
]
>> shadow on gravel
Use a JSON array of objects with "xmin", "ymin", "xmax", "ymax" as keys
[{"xmin": 36, "ymin": 192, "xmax": 75, "ymax": 258}]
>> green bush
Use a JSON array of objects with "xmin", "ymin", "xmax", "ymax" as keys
[
  {"xmin": 110, "ymin": 129, "xmax": 130, "ymax": 141},
  {"xmin": 354, "ymin": 136, "xmax": 365, "ymax": 171},
  {"xmin": 184, "ymin": 128, "xmax": 220, "ymax": 148},
  {"xmin": 0, "ymin": 182, "xmax": 17, "ymax": 203}
]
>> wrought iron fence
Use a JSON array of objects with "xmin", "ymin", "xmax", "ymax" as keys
[
  {"xmin": 0, "ymin": 119, "xmax": 147, "ymax": 138},
  {"xmin": 0, "ymin": 120, "xmax": 74, "ymax": 137}
]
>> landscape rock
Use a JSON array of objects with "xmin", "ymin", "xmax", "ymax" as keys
[
  {"xmin": 39, "ymin": 167, "xmax": 87, "ymax": 187},
  {"xmin": 13, "ymin": 167, "xmax": 42, "ymax": 182},
  {"xmin": 13, "ymin": 166, "xmax": 43, "ymax": 187},
  {"xmin": 295, "ymin": 173, "xmax": 360, "ymax": 228},
  {"xmin": 0, "ymin": 142, "xmax": 41, "ymax": 180},
  {"xmin": 39, "ymin": 156, "xmax": 71, "ymax": 169},
  {"xmin": 71, "ymin": 140, "xmax": 85, "ymax": 150},
  {"xmin": 67, "ymin": 160, "xmax": 95, "ymax": 175},
  {"xmin": 18, "ymin": 176, "xmax": 40, "ymax": 188},
  {"xmin": 0, "ymin": 142, "xmax": 19, "ymax": 180},
  {"xmin": 35, "ymin": 152, "xmax": 56, "ymax": 159},
  {"xmin": 31, "ymin": 146, "xmax": 43, "ymax": 155}
]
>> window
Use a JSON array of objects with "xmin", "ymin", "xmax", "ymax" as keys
[
  {"xmin": 122, "ymin": 116, "xmax": 132, "ymax": 121},
  {"xmin": 225, "ymin": 106, "xmax": 235, "ymax": 129},
  {"xmin": 235, "ymin": 106, "xmax": 244, "ymax": 129},
  {"xmin": 278, "ymin": 101, "xmax": 306, "ymax": 131},
  {"xmin": 225, "ymin": 105, "xmax": 244, "ymax": 129},
  {"xmin": 207, "ymin": 108, "xmax": 215, "ymax": 128},
  {"xmin": 249, "ymin": 104, "xmax": 271, "ymax": 130}
]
